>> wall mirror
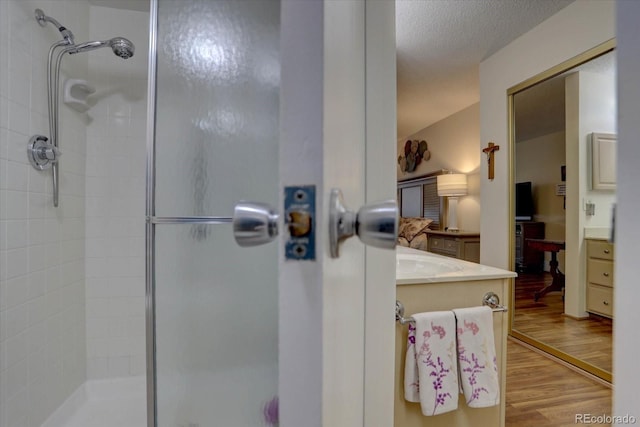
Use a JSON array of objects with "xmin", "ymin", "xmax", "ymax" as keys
[{"xmin": 508, "ymin": 41, "xmax": 616, "ymax": 382}]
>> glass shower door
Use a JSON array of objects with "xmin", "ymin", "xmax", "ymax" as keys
[{"xmin": 149, "ymin": 0, "xmax": 280, "ymax": 425}]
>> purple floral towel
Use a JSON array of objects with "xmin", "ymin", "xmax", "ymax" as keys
[
  {"xmin": 407, "ymin": 311, "xmax": 459, "ymax": 416},
  {"xmin": 404, "ymin": 323, "xmax": 420, "ymax": 402},
  {"xmin": 452, "ymin": 306, "xmax": 500, "ymax": 408}
]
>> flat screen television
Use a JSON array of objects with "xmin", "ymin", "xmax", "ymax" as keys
[{"xmin": 515, "ymin": 181, "xmax": 534, "ymax": 221}]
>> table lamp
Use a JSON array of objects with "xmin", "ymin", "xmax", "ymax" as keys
[{"xmin": 437, "ymin": 173, "xmax": 468, "ymax": 232}]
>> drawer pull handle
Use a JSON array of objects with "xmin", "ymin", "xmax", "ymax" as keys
[
  {"xmin": 603, "ymin": 300, "xmax": 609, "ymax": 306},
  {"xmin": 603, "ymin": 272, "xmax": 609, "ymax": 277},
  {"xmin": 604, "ymin": 249, "xmax": 610, "ymax": 254}
]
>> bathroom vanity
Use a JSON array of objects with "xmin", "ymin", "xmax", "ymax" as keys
[
  {"xmin": 586, "ymin": 237, "xmax": 615, "ymax": 318},
  {"xmin": 395, "ymin": 247, "xmax": 516, "ymax": 427}
]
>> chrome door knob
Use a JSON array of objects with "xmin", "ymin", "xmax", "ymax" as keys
[
  {"xmin": 329, "ymin": 188, "xmax": 398, "ymax": 258},
  {"xmin": 233, "ymin": 202, "xmax": 279, "ymax": 247}
]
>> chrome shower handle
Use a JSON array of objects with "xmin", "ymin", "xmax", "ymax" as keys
[
  {"xmin": 41, "ymin": 144, "xmax": 61, "ymax": 161},
  {"xmin": 28, "ymin": 135, "xmax": 62, "ymax": 170}
]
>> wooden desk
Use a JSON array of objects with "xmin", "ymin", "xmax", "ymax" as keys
[{"xmin": 527, "ymin": 239, "xmax": 566, "ymax": 301}]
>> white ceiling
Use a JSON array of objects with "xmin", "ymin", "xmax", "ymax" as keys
[{"xmin": 396, "ymin": 0, "xmax": 576, "ymax": 139}]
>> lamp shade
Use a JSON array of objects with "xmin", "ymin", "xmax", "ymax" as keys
[{"xmin": 437, "ymin": 173, "xmax": 468, "ymax": 197}]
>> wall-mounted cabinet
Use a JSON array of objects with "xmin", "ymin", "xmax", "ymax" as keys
[{"xmin": 591, "ymin": 132, "xmax": 617, "ymax": 190}]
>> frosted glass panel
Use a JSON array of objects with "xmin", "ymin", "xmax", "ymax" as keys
[
  {"xmin": 155, "ymin": 0, "xmax": 280, "ymax": 216},
  {"xmin": 153, "ymin": 1, "xmax": 280, "ymax": 425},
  {"xmin": 155, "ymin": 225, "xmax": 278, "ymax": 426}
]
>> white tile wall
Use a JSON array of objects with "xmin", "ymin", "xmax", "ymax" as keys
[
  {"xmin": 0, "ymin": 1, "xmax": 90, "ymax": 426},
  {"xmin": 84, "ymin": 5, "xmax": 149, "ymax": 380}
]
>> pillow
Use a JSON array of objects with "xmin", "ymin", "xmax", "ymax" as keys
[
  {"xmin": 397, "ymin": 236, "xmax": 409, "ymax": 247},
  {"xmin": 409, "ymin": 232, "xmax": 428, "ymax": 250},
  {"xmin": 399, "ymin": 217, "xmax": 433, "ymax": 241}
]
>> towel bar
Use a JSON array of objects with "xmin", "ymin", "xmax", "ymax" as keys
[{"xmin": 395, "ymin": 292, "xmax": 508, "ymax": 325}]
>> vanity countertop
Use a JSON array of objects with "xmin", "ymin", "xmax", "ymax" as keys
[
  {"xmin": 396, "ymin": 246, "xmax": 516, "ymax": 285},
  {"xmin": 584, "ymin": 227, "xmax": 612, "ymax": 240}
]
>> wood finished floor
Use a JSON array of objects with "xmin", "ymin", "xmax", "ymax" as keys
[
  {"xmin": 512, "ymin": 272, "xmax": 613, "ymax": 372},
  {"xmin": 506, "ymin": 338, "xmax": 612, "ymax": 426}
]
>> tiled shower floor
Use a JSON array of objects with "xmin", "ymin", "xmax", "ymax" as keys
[{"xmin": 42, "ymin": 377, "xmax": 146, "ymax": 427}]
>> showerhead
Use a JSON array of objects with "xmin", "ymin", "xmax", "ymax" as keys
[
  {"xmin": 71, "ymin": 37, "xmax": 135, "ymax": 59},
  {"xmin": 110, "ymin": 37, "xmax": 135, "ymax": 59}
]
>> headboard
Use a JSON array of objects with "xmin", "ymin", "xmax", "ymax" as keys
[{"xmin": 397, "ymin": 170, "xmax": 448, "ymax": 230}]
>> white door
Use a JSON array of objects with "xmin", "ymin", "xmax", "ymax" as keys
[{"xmin": 147, "ymin": 1, "xmax": 396, "ymax": 426}]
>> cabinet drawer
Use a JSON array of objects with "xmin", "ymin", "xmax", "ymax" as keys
[
  {"xmin": 587, "ymin": 284, "xmax": 613, "ymax": 317},
  {"xmin": 430, "ymin": 237, "xmax": 444, "ymax": 250},
  {"xmin": 587, "ymin": 240, "xmax": 614, "ymax": 260},
  {"xmin": 588, "ymin": 259, "xmax": 614, "ymax": 287},
  {"xmin": 430, "ymin": 237, "xmax": 456, "ymax": 255},
  {"xmin": 444, "ymin": 239, "xmax": 457, "ymax": 251}
]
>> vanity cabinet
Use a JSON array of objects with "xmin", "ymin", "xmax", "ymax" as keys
[
  {"xmin": 425, "ymin": 230, "xmax": 480, "ymax": 263},
  {"xmin": 395, "ymin": 276, "xmax": 512, "ymax": 427},
  {"xmin": 586, "ymin": 239, "xmax": 614, "ymax": 318}
]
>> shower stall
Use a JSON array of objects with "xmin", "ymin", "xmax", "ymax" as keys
[
  {"xmin": 0, "ymin": 0, "xmax": 280, "ymax": 425},
  {"xmin": 1, "ymin": 0, "xmax": 151, "ymax": 425}
]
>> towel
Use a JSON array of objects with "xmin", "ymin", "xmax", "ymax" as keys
[
  {"xmin": 453, "ymin": 306, "xmax": 500, "ymax": 408},
  {"xmin": 404, "ymin": 323, "xmax": 420, "ymax": 402},
  {"xmin": 404, "ymin": 311, "xmax": 458, "ymax": 416}
]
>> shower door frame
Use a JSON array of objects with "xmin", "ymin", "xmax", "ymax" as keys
[
  {"xmin": 144, "ymin": 2, "xmax": 157, "ymax": 425},
  {"xmin": 143, "ymin": 1, "xmax": 397, "ymax": 426}
]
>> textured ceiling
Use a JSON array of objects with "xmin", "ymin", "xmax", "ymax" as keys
[{"xmin": 396, "ymin": 0, "xmax": 576, "ymax": 139}]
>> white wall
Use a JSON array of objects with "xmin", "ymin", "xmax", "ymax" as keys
[
  {"xmin": 0, "ymin": 1, "xmax": 90, "ymax": 426},
  {"xmin": 84, "ymin": 5, "xmax": 148, "ymax": 380},
  {"xmin": 576, "ymin": 72, "xmax": 616, "ymax": 230},
  {"xmin": 614, "ymin": 1, "xmax": 640, "ymax": 419},
  {"xmin": 398, "ymin": 103, "xmax": 481, "ymax": 232},
  {"xmin": 516, "ymin": 130, "xmax": 566, "ymax": 270},
  {"xmin": 565, "ymin": 70, "xmax": 616, "ymax": 318},
  {"xmin": 479, "ymin": 0, "xmax": 615, "ymax": 272}
]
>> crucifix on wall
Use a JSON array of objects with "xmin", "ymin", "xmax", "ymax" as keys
[{"xmin": 482, "ymin": 142, "xmax": 500, "ymax": 180}]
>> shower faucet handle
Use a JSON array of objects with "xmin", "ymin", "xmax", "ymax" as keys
[
  {"xmin": 42, "ymin": 144, "xmax": 61, "ymax": 161},
  {"xmin": 27, "ymin": 134, "xmax": 62, "ymax": 170}
]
